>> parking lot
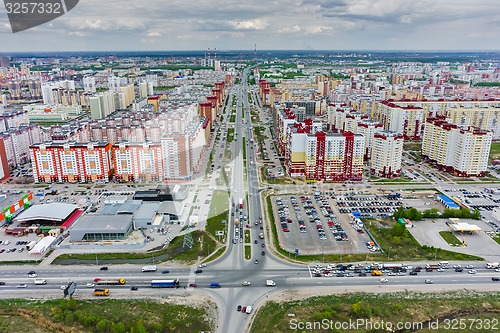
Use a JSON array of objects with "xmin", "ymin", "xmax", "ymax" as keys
[{"xmin": 273, "ymin": 193, "xmax": 371, "ymax": 255}]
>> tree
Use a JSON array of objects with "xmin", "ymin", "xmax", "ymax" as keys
[
  {"xmin": 471, "ymin": 209, "xmax": 481, "ymax": 220},
  {"xmin": 391, "ymin": 223, "xmax": 406, "ymax": 237},
  {"xmin": 112, "ymin": 322, "xmax": 127, "ymax": 333},
  {"xmin": 423, "ymin": 208, "xmax": 440, "ymax": 218},
  {"xmin": 96, "ymin": 319, "xmax": 109, "ymax": 333}
]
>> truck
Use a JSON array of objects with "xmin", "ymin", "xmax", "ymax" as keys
[
  {"xmin": 93, "ymin": 288, "xmax": 110, "ymax": 296},
  {"xmin": 210, "ymin": 282, "xmax": 221, "ymax": 288},
  {"xmin": 150, "ymin": 279, "xmax": 179, "ymax": 288},
  {"xmin": 26, "ymin": 241, "xmax": 36, "ymax": 251},
  {"xmin": 266, "ymin": 280, "xmax": 276, "ymax": 287},
  {"xmin": 34, "ymin": 279, "xmax": 47, "ymax": 285},
  {"xmin": 142, "ymin": 265, "xmax": 157, "ymax": 272},
  {"xmin": 94, "ymin": 278, "xmax": 126, "ymax": 285},
  {"xmin": 486, "ymin": 262, "xmax": 499, "ymax": 269},
  {"xmin": 239, "ymin": 198, "xmax": 243, "ymax": 209}
]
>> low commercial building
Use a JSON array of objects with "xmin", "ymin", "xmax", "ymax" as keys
[{"xmin": 69, "ymin": 215, "xmax": 133, "ymax": 241}]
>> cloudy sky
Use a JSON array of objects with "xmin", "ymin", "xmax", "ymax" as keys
[{"xmin": 2, "ymin": 0, "xmax": 500, "ymax": 52}]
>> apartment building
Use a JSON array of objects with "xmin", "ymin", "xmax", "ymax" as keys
[
  {"xmin": 30, "ymin": 142, "xmax": 112, "ymax": 183},
  {"xmin": 422, "ymin": 116, "xmax": 492, "ymax": 177},
  {"xmin": 374, "ymin": 101, "xmax": 424, "ymax": 140},
  {"xmin": 357, "ymin": 119, "xmax": 383, "ymax": 159},
  {"xmin": 370, "ymin": 131, "xmax": 404, "ymax": 178},
  {"xmin": 112, "ymin": 141, "xmax": 162, "ymax": 182},
  {"xmin": 285, "ymin": 123, "xmax": 364, "ymax": 182}
]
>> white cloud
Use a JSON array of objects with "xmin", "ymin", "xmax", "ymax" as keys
[
  {"xmin": 278, "ymin": 25, "xmax": 302, "ymax": 33},
  {"xmin": 228, "ymin": 19, "xmax": 269, "ymax": 30}
]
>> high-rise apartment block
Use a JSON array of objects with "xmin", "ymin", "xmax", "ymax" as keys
[
  {"xmin": 285, "ymin": 122, "xmax": 364, "ymax": 182},
  {"xmin": 112, "ymin": 141, "xmax": 163, "ymax": 182},
  {"xmin": 422, "ymin": 117, "xmax": 492, "ymax": 177},
  {"xmin": 370, "ymin": 131, "xmax": 404, "ymax": 178},
  {"xmin": 30, "ymin": 142, "xmax": 112, "ymax": 183}
]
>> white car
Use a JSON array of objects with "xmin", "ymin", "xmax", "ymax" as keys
[
  {"xmin": 60, "ymin": 285, "xmax": 67, "ymax": 290},
  {"xmin": 468, "ymin": 269, "xmax": 477, "ymax": 274},
  {"xmin": 242, "ymin": 281, "xmax": 251, "ymax": 286},
  {"xmin": 380, "ymin": 278, "xmax": 388, "ymax": 283},
  {"xmin": 465, "ymin": 265, "xmax": 474, "ymax": 269},
  {"xmin": 424, "ymin": 279, "xmax": 434, "ymax": 284},
  {"xmin": 16, "ymin": 284, "xmax": 28, "ymax": 288},
  {"xmin": 199, "ymin": 263, "xmax": 207, "ymax": 268},
  {"xmin": 495, "ymin": 268, "xmax": 500, "ymax": 272},
  {"xmin": 86, "ymin": 283, "xmax": 95, "ymax": 288},
  {"xmin": 28, "ymin": 274, "xmax": 37, "ymax": 278}
]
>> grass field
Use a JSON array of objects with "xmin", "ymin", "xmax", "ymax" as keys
[
  {"xmin": 251, "ymin": 291, "xmax": 500, "ymax": 333},
  {"xmin": 490, "ymin": 142, "xmax": 500, "ymax": 161},
  {"xmin": 226, "ymin": 128, "xmax": 234, "ymax": 142},
  {"xmin": 403, "ymin": 142, "xmax": 422, "ymax": 151},
  {"xmin": 245, "ymin": 245, "xmax": 251, "ymax": 259},
  {"xmin": 439, "ymin": 231, "xmax": 464, "ymax": 246},
  {"xmin": 492, "ymin": 235, "xmax": 500, "ymax": 246},
  {"xmin": 0, "ymin": 298, "xmax": 213, "ymax": 333}
]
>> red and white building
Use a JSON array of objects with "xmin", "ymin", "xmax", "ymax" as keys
[
  {"xmin": 30, "ymin": 142, "xmax": 112, "ymax": 183},
  {"xmin": 374, "ymin": 100, "xmax": 424, "ymax": 140},
  {"xmin": 422, "ymin": 116, "xmax": 492, "ymax": 177},
  {"xmin": 370, "ymin": 131, "xmax": 404, "ymax": 178},
  {"xmin": 285, "ymin": 122, "xmax": 364, "ymax": 182},
  {"xmin": 112, "ymin": 141, "xmax": 163, "ymax": 182},
  {"xmin": 357, "ymin": 119, "xmax": 383, "ymax": 159}
]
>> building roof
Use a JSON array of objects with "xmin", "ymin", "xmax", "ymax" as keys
[
  {"xmin": 98, "ymin": 200, "xmax": 142, "ymax": 215},
  {"xmin": 29, "ymin": 236, "xmax": 56, "ymax": 255},
  {"xmin": 448, "ymin": 222, "xmax": 482, "ymax": 233},
  {"xmin": 438, "ymin": 195, "xmax": 460, "ymax": 209},
  {"xmin": 158, "ymin": 201, "xmax": 183, "ymax": 216},
  {"xmin": 71, "ymin": 215, "xmax": 133, "ymax": 233},
  {"xmin": 16, "ymin": 203, "xmax": 79, "ymax": 222},
  {"xmin": 134, "ymin": 202, "xmax": 161, "ymax": 221}
]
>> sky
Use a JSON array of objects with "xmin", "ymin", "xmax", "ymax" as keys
[{"xmin": 2, "ymin": 0, "xmax": 500, "ymax": 52}]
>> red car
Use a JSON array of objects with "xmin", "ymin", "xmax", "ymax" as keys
[{"xmin": 189, "ymin": 283, "xmax": 198, "ymax": 288}]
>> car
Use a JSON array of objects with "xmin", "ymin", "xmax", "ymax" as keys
[
  {"xmin": 468, "ymin": 269, "xmax": 477, "ymax": 274},
  {"xmin": 130, "ymin": 286, "xmax": 139, "ymax": 291},
  {"xmin": 241, "ymin": 306, "xmax": 247, "ymax": 313},
  {"xmin": 195, "ymin": 269, "xmax": 203, "ymax": 274},
  {"xmin": 100, "ymin": 266, "xmax": 108, "ymax": 271},
  {"xmin": 28, "ymin": 271, "xmax": 36, "ymax": 275},
  {"xmin": 16, "ymin": 284, "xmax": 28, "ymax": 288},
  {"xmin": 358, "ymin": 272, "xmax": 366, "ymax": 277},
  {"xmin": 28, "ymin": 273, "xmax": 37, "ymax": 278},
  {"xmin": 162, "ymin": 270, "xmax": 170, "ymax": 274},
  {"xmin": 380, "ymin": 278, "xmax": 388, "ymax": 283},
  {"xmin": 437, "ymin": 268, "xmax": 445, "ymax": 272},
  {"xmin": 261, "ymin": 251, "xmax": 265, "ymax": 256},
  {"xmin": 86, "ymin": 283, "xmax": 95, "ymax": 288},
  {"xmin": 188, "ymin": 283, "xmax": 198, "ymax": 288},
  {"xmin": 455, "ymin": 268, "xmax": 464, "ymax": 272},
  {"xmin": 199, "ymin": 264, "xmax": 207, "ymax": 268},
  {"xmin": 242, "ymin": 281, "xmax": 251, "ymax": 286},
  {"xmin": 0, "ymin": 281, "xmax": 5, "ymax": 285},
  {"xmin": 254, "ymin": 240, "xmax": 258, "ymax": 244},
  {"xmin": 492, "ymin": 277, "xmax": 500, "ymax": 281},
  {"xmin": 465, "ymin": 264, "xmax": 474, "ymax": 269},
  {"xmin": 425, "ymin": 279, "xmax": 434, "ymax": 284},
  {"xmin": 237, "ymin": 305, "xmax": 242, "ymax": 312},
  {"xmin": 495, "ymin": 268, "xmax": 500, "ymax": 272},
  {"xmin": 261, "ymin": 243, "xmax": 265, "ymax": 248},
  {"xmin": 254, "ymin": 259, "xmax": 259, "ymax": 264},
  {"xmin": 409, "ymin": 271, "xmax": 418, "ymax": 275},
  {"xmin": 245, "ymin": 306, "xmax": 253, "ymax": 314}
]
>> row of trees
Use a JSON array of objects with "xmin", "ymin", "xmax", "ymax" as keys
[{"xmin": 393, "ymin": 206, "xmax": 480, "ymax": 221}]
